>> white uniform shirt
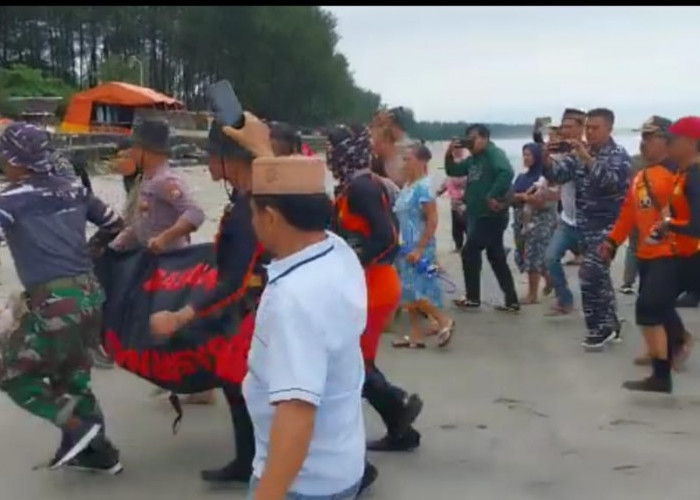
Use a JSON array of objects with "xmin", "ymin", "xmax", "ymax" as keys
[{"xmin": 243, "ymin": 231, "xmax": 367, "ymax": 496}]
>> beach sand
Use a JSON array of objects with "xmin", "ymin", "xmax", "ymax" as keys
[{"xmin": 1, "ymin": 167, "xmax": 700, "ymax": 499}]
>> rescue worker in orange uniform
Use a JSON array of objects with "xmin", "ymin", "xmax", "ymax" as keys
[
  {"xmin": 328, "ymin": 126, "xmax": 423, "ymax": 457},
  {"xmin": 600, "ymin": 116, "xmax": 700, "ymax": 393}
]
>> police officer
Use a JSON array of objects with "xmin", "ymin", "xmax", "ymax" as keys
[
  {"xmin": 543, "ymin": 108, "xmax": 632, "ymax": 350},
  {"xmin": 110, "ymin": 119, "xmax": 205, "ymax": 254},
  {"xmin": 110, "ymin": 119, "xmax": 210, "ymax": 403}
]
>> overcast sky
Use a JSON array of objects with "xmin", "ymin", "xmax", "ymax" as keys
[{"xmin": 324, "ymin": 6, "xmax": 700, "ymax": 127}]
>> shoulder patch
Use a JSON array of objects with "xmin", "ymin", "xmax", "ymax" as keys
[{"xmin": 164, "ymin": 178, "xmax": 183, "ymax": 200}]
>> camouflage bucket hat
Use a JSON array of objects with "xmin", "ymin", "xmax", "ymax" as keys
[{"xmin": 0, "ymin": 122, "xmax": 52, "ymax": 173}]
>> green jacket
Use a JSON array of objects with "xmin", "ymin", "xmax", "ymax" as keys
[{"xmin": 445, "ymin": 142, "xmax": 514, "ymax": 220}]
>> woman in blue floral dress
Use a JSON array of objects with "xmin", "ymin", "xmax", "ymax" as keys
[{"xmin": 392, "ymin": 143, "xmax": 455, "ymax": 349}]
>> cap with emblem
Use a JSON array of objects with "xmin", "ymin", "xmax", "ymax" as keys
[
  {"xmin": 132, "ymin": 119, "xmax": 171, "ymax": 154},
  {"xmin": 641, "ymin": 116, "xmax": 672, "ymax": 136},
  {"xmin": 668, "ymin": 116, "xmax": 700, "ymax": 140},
  {"xmin": 252, "ymin": 156, "xmax": 326, "ymax": 195}
]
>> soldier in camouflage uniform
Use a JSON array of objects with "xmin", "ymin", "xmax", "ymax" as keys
[
  {"xmin": 543, "ymin": 108, "xmax": 632, "ymax": 350},
  {"xmin": 0, "ymin": 123, "xmax": 124, "ymax": 472}
]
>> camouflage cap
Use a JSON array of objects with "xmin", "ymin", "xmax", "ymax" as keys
[
  {"xmin": 0, "ymin": 122, "xmax": 53, "ymax": 173},
  {"xmin": 641, "ymin": 116, "xmax": 673, "ymax": 135}
]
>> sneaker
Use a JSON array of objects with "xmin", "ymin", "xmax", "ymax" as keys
[
  {"xmin": 397, "ymin": 394, "xmax": 423, "ymax": 435},
  {"xmin": 64, "ymin": 445, "xmax": 124, "ymax": 475},
  {"xmin": 200, "ymin": 459, "xmax": 252, "ymax": 484},
  {"xmin": 613, "ymin": 329, "xmax": 623, "ymax": 343},
  {"xmin": 50, "ymin": 422, "xmax": 102, "ymax": 470},
  {"xmin": 581, "ymin": 330, "xmax": 616, "ymax": 351},
  {"xmin": 357, "ymin": 462, "xmax": 378, "ymax": 496},
  {"xmin": 676, "ymin": 292, "xmax": 699, "ymax": 309},
  {"xmin": 618, "ymin": 285, "xmax": 635, "ymax": 295},
  {"xmin": 90, "ymin": 346, "xmax": 115, "ymax": 370},
  {"xmin": 367, "ymin": 427, "xmax": 421, "ymax": 452},
  {"xmin": 622, "ymin": 376, "xmax": 672, "ymax": 394}
]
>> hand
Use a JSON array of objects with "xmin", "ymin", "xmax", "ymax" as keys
[
  {"xmin": 222, "ymin": 111, "xmax": 274, "ymax": 158},
  {"xmin": 569, "ymin": 139, "xmax": 593, "ymax": 164},
  {"xmin": 488, "ymin": 198, "xmax": 505, "ymax": 212},
  {"xmin": 597, "ymin": 240, "xmax": 616, "ymax": 262},
  {"xmin": 406, "ymin": 249, "xmax": 422, "ymax": 264},
  {"xmin": 147, "ymin": 234, "xmax": 170, "ymax": 254},
  {"xmin": 150, "ymin": 306, "xmax": 195, "ymax": 338}
]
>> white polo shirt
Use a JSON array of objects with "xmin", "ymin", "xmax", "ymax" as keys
[{"xmin": 242, "ymin": 231, "xmax": 367, "ymax": 496}]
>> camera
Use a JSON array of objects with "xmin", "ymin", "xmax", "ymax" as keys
[{"xmin": 457, "ymin": 138, "xmax": 474, "ymax": 150}]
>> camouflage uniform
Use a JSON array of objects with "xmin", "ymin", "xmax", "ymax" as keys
[
  {"xmin": 0, "ymin": 275, "xmax": 105, "ymax": 425},
  {"xmin": 544, "ymin": 139, "xmax": 631, "ymax": 343},
  {"xmin": 0, "ymin": 122, "xmax": 122, "ymax": 466}
]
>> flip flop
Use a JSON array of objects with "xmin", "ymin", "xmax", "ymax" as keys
[
  {"xmin": 453, "ymin": 297, "xmax": 480, "ymax": 309},
  {"xmin": 392, "ymin": 336, "xmax": 426, "ymax": 349},
  {"xmin": 437, "ymin": 320, "xmax": 455, "ymax": 348},
  {"xmin": 519, "ymin": 297, "xmax": 539, "ymax": 305}
]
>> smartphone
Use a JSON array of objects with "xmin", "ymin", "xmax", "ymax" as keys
[
  {"xmin": 206, "ymin": 80, "xmax": 244, "ymax": 129},
  {"xmin": 548, "ymin": 141, "xmax": 573, "ymax": 154}
]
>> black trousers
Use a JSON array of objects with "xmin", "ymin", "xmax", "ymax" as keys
[
  {"xmin": 461, "ymin": 215, "xmax": 518, "ymax": 305},
  {"xmin": 223, "ymin": 383, "xmax": 255, "ymax": 468},
  {"xmin": 451, "ymin": 210, "xmax": 467, "ymax": 249},
  {"xmin": 363, "ymin": 362, "xmax": 407, "ymax": 437},
  {"xmin": 636, "ymin": 258, "xmax": 685, "ymax": 354}
]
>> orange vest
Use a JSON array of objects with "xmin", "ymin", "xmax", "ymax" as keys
[
  {"xmin": 334, "ymin": 178, "xmax": 400, "ymax": 308},
  {"xmin": 609, "ymin": 163, "xmax": 700, "ymax": 258},
  {"xmin": 669, "ymin": 167, "xmax": 700, "ymax": 256}
]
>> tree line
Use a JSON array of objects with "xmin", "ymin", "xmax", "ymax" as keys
[
  {"xmin": 0, "ymin": 6, "xmax": 529, "ymax": 136},
  {"xmin": 0, "ymin": 6, "xmax": 381, "ymax": 126}
]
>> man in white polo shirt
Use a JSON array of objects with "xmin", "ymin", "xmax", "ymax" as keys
[{"xmin": 225, "ymin": 113, "xmax": 366, "ymax": 499}]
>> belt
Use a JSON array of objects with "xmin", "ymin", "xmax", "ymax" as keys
[{"xmin": 26, "ymin": 273, "xmax": 94, "ymax": 307}]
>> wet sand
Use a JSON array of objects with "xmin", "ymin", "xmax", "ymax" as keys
[{"xmin": 2, "ymin": 168, "xmax": 700, "ymax": 500}]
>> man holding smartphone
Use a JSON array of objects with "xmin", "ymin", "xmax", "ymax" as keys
[
  {"xmin": 446, "ymin": 124, "xmax": 519, "ymax": 312},
  {"xmin": 543, "ymin": 109, "xmax": 586, "ymax": 316},
  {"xmin": 543, "ymin": 108, "xmax": 631, "ymax": 350}
]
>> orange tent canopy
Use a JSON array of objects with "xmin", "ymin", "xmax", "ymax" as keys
[{"xmin": 61, "ymin": 81, "xmax": 184, "ymax": 133}]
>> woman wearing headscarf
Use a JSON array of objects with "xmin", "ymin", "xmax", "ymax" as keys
[
  {"xmin": 328, "ymin": 126, "xmax": 423, "ymax": 456},
  {"xmin": 512, "ymin": 143, "xmax": 559, "ymax": 304}
]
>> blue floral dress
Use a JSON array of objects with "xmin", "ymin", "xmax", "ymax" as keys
[{"xmin": 394, "ymin": 176, "xmax": 443, "ymax": 307}]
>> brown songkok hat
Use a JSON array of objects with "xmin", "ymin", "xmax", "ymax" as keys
[{"xmin": 252, "ymin": 155, "xmax": 326, "ymax": 195}]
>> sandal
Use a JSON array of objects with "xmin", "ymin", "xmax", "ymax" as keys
[
  {"xmin": 519, "ymin": 296, "xmax": 539, "ymax": 305},
  {"xmin": 453, "ymin": 297, "xmax": 480, "ymax": 309},
  {"xmin": 392, "ymin": 336, "xmax": 426, "ymax": 349},
  {"xmin": 544, "ymin": 304, "xmax": 573, "ymax": 317},
  {"xmin": 673, "ymin": 333, "xmax": 694, "ymax": 372},
  {"xmin": 437, "ymin": 320, "xmax": 455, "ymax": 348},
  {"xmin": 495, "ymin": 303, "xmax": 521, "ymax": 313}
]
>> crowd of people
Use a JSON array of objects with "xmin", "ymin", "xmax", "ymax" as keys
[{"xmin": 0, "ymin": 103, "xmax": 699, "ymax": 499}]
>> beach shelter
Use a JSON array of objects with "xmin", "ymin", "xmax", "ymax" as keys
[{"xmin": 61, "ymin": 81, "xmax": 184, "ymax": 134}]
